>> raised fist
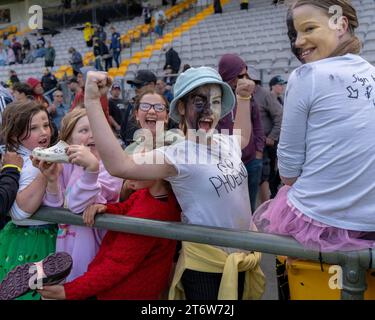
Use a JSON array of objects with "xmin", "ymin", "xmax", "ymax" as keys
[
  {"xmin": 235, "ymin": 78, "xmax": 255, "ymax": 98},
  {"xmin": 84, "ymin": 71, "xmax": 112, "ymax": 101}
]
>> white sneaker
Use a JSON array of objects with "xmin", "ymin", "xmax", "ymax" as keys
[{"xmin": 32, "ymin": 140, "xmax": 70, "ymax": 163}]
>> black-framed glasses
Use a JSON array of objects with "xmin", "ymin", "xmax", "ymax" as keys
[{"xmin": 138, "ymin": 102, "xmax": 167, "ymax": 113}]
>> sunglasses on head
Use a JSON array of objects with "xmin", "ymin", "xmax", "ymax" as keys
[{"xmin": 138, "ymin": 102, "xmax": 167, "ymax": 113}]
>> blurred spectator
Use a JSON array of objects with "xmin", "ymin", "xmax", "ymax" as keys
[
  {"xmin": 2, "ymin": 34, "xmax": 10, "ymax": 48},
  {"xmin": 66, "ymin": 76, "xmax": 81, "ymax": 107},
  {"xmin": 142, "ymin": 2, "xmax": 153, "ymax": 25},
  {"xmin": 214, "ymin": 0, "xmax": 223, "ymax": 13},
  {"xmin": 110, "ymin": 26, "xmax": 121, "ymax": 68},
  {"xmin": 6, "ymin": 46, "xmax": 15, "ymax": 65},
  {"xmin": 0, "ymin": 83, "xmax": 14, "ymax": 125},
  {"xmin": 23, "ymin": 46, "xmax": 36, "ymax": 64},
  {"xmin": 45, "ymin": 41, "xmax": 56, "ymax": 67},
  {"xmin": 108, "ymin": 81, "xmax": 125, "ymax": 133},
  {"xmin": 0, "ymin": 45, "xmax": 8, "ymax": 66},
  {"xmin": 96, "ymin": 26, "xmax": 107, "ymax": 43},
  {"xmin": 8, "ymin": 70, "xmax": 20, "ymax": 86},
  {"xmin": 68, "ymin": 47, "xmax": 83, "ymax": 76},
  {"xmin": 154, "ymin": 10, "xmax": 167, "ymax": 37},
  {"xmin": 12, "ymin": 82, "xmax": 33, "ymax": 102},
  {"xmin": 11, "ymin": 37, "xmax": 22, "ymax": 64},
  {"xmin": 162, "ymin": 44, "xmax": 181, "ymax": 85},
  {"xmin": 34, "ymin": 42, "xmax": 46, "ymax": 59},
  {"xmin": 269, "ymin": 75, "xmax": 287, "ymax": 106},
  {"xmin": 48, "ymin": 90, "xmax": 69, "ymax": 130},
  {"xmin": 0, "ymin": 47, "xmax": 7, "ymax": 66},
  {"xmin": 26, "ymin": 77, "xmax": 49, "ymax": 108},
  {"xmin": 22, "ymin": 37, "xmax": 31, "ymax": 52},
  {"xmin": 163, "ymin": 44, "xmax": 181, "ymax": 74},
  {"xmin": 156, "ymin": 79, "xmax": 173, "ymax": 103},
  {"xmin": 36, "ymin": 32, "xmax": 46, "ymax": 48},
  {"xmin": 21, "ymin": 37, "xmax": 31, "ymax": 61},
  {"xmin": 93, "ymin": 38, "xmax": 112, "ymax": 71},
  {"xmin": 83, "ymin": 22, "xmax": 94, "ymax": 47},
  {"xmin": 240, "ymin": 0, "xmax": 249, "ymax": 10},
  {"xmin": 41, "ymin": 68, "xmax": 58, "ymax": 94}
]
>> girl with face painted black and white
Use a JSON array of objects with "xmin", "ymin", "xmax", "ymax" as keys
[{"xmin": 77, "ymin": 67, "xmax": 265, "ymax": 301}]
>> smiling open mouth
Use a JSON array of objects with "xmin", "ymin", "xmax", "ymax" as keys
[
  {"xmin": 38, "ymin": 138, "xmax": 48, "ymax": 146},
  {"xmin": 301, "ymin": 48, "xmax": 315, "ymax": 60},
  {"xmin": 145, "ymin": 119, "xmax": 157, "ymax": 126},
  {"xmin": 198, "ymin": 118, "xmax": 213, "ymax": 132}
]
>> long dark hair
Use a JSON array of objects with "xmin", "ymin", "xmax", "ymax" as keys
[{"xmin": 0, "ymin": 101, "xmax": 52, "ymax": 151}]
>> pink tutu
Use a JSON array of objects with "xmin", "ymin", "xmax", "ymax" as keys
[{"xmin": 253, "ymin": 186, "xmax": 375, "ymax": 252}]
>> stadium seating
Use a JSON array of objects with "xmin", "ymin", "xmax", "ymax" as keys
[{"xmin": 0, "ymin": 0, "xmax": 374, "ymax": 86}]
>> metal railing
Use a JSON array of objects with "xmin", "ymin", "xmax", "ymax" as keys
[{"xmin": 30, "ymin": 206, "xmax": 374, "ymax": 300}]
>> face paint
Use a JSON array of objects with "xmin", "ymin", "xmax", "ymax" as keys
[
  {"xmin": 287, "ymin": 8, "xmax": 305, "ymax": 63},
  {"xmin": 184, "ymin": 84, "xmax": 222, "ymax": 133}
]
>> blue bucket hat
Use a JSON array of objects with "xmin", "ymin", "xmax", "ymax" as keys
[{"xmin": 169, "ymin": 66, "xmax": 235, "ymax": 123}]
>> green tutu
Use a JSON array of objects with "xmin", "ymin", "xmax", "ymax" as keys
[{"xmin": 0, "ymin": 221, "xmax": 57, "ymax": 300}]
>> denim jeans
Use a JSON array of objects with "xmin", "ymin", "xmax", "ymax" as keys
[
  {"xmin": 245, "ymin": 158, "xmax": 263, "ymax": 213},
  {"xmin": 112, "ymin": 50, "xmax": 121, "ymax": 68}
]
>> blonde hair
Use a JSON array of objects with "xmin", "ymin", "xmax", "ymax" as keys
[{"xmin": 59, "ymin": 108, "xmax": 87, "ymax": 143}]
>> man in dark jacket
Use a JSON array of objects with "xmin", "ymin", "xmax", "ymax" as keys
[
  {"xmin": 0, "ymin": 152, "xmax": 23, "ymax": 230},
  {"xmin": 163, "ymin": 45, "xmax": 181, "ymax": 74},
  {"xmin": 41, "ymin": 68, "xmax": 58, "ymax": 93}
]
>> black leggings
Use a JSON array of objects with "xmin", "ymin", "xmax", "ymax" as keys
[{"xmin": 181, "ymin": 269, "xmax": 245, "ymax": 300}]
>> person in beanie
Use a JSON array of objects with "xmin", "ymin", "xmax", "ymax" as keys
[
  {"xmin": 217, "ymin": 53, "xmax": 265, "ymax": 213},
  {"xmin": 26, "ymin": 77, "xmax": 49, "ymax": 109}
]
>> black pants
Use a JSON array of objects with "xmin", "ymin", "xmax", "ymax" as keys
[{"xmin": 181, "ymin": 269, "xmax": 245, "ymax": 300}]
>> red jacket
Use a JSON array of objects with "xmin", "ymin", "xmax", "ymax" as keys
[{"xmin": 64, "ymin": 189, "xmax": 181, "ymax": 300}]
